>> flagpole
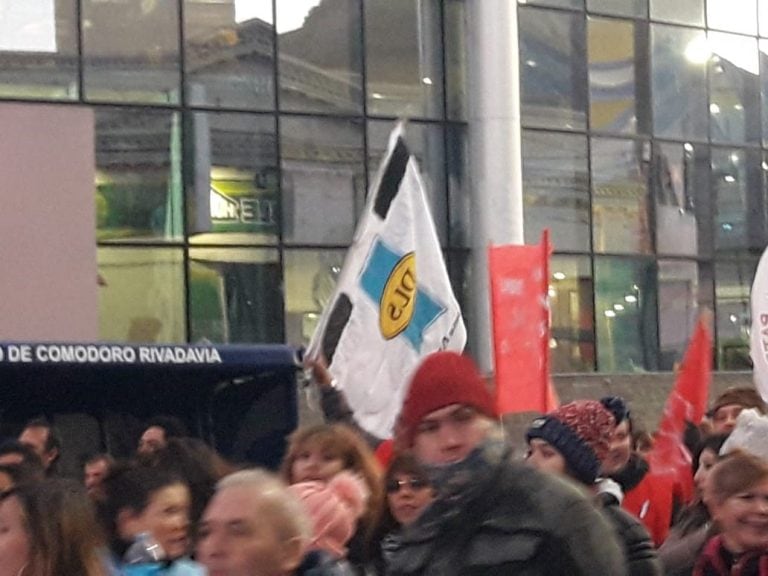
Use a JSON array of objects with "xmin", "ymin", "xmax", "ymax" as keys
[{"xmin": 467, "ymin": 0, "xmax": 524, "ymax": 372}]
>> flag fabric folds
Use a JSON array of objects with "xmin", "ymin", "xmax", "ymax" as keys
[
  {"xmin": 489, "ymin": 230, "xmax": 558, "ymax": 415},
  {"xmin": 306, "ymin": 123, "xmax": 466, "ymax": 439},
  {"xmin": 751, "ymin": 246, "xmax": 768, "ymax": 403},
  {"xmin": 648, "ymin": 315, "xmax": 712, "ymax": 501}
]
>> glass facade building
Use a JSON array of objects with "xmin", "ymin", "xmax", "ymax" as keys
[{"xmin": 2, "ymin": 0, "xmax": 768, "ymax": 374}]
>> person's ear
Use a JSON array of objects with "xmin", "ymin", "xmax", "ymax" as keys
[{"xmin": 278, "ymin": 537, "xmax": 305, "ymax": 574}]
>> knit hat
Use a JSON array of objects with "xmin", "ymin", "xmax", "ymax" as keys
[
  {"xmin": 600, "ymin": 396, "xmax": 631, "ymax": 425},
  {"xmin": 720, "ymin": 408, "xmax": 768, "ymax": 462},
  {"xmin": 397, "ymin": 351, "xmax": 496, "ymax": 446},
  {"xmin": 709, "ymin": 387, "xmax": 767, "ymax": 417},
  {"xmin": 526, "ymin": 400, "xmax": 616, "ymax": 485},
  {"xmin": 288, "ymin": 471, "xmax": 369, "ymax": 558}
]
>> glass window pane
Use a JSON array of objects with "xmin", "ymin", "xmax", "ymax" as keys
[
  {"xmin": 761, "ymin": 0, "xmax": 768, "ymax": 36},
  {"xmin": 365, "ymin": 0, "xmax": 444, "ymax": 119},
  {"xmin": 713, "ymin": 148, "xmax": 764, "ymax": 252},
  {"xmin": 520, "ymin": 7, "xmax": 588, "ymax": 131},
  {"xmin": 587, "ymin": 0, "xmax": 647, "ymax": 19},
  {"xmin": 707, "ymin": 0, "xmax": 757, "ymax": 35},
  {"xmin": 277, "ymin": 0, "xmax": 362, "ymax": 114},
  {"xmin": 0, "ymin": 0, "xmax": 79, "ymax": 99},
  {"xmin": 709, "ymin": 33, "xmax": 760, "ymax": 145},
  {"xmin": 550, "ymin": 256, "xmax": 595, "ymax": 372},
  {"xmin": 760, "ymin": 40, "xmax": 768, "ymax": 145},
  {"xmin": 368, "ymin": 121, "xmax": 447, "ymax": 246},
  {"xmin": 523, "ymin": 131, "xmax": 590, "ymax": 251},
  {"xmin": 82, "ymin": 0, "xmax": 180, "ymax": 104},
  {"xmin": 716, "ymin": 257, "xmax": 759, "ymax": 369},
  {"xmin": 653, "ymin": 142, "xmax": 712, "ymax": 257},
  {"xmin": 651, "ymin": 24, "xmax": 708, "ymax": 141},
  {"xmin": 591, "ymin": 137, "xmax": 651, "ymax": 254},
  {"xmin": 595, "ymin": 257, "xmax": 659, "ymax": 372},
  {"xmin": 650, "ymin": 0, "xmax": 704, "ymax": 26},
  {"xmin": 445, "ymin": 0, "xmax": 467, "ymax": 121},
  {"xmin": 95, "ymin": 108, "xmax": 183, "ymax": 242},
  {"xmin": 524, "ymin": 0, "xmax": 584, "ymax": 8},
  {"xmin": 588, "ymin": 17, "xmax": 648, "ymax": 134},
  {"xmin": 188, "ymin": 112, "xmax": 278, "ymax": 246},
  {"xmin": 658, "ymin": 260, "xmax": 705, "ymax": 369},
  {"xmin": 284, "ymin": 249, "xmax": 345, "ymax": 347},
  {"xmin": 189, "ymin": 247, "xmax": 282, "ymax": 343},
  {"xmin": 98, "ymin": 247, "xmax": 185, "ymax": 343},
  {"xmin": 281, "ymin": 116, "xmax": 365, "ymax": 246},
  {"xmin": 447, "ymin": 124, "xmax": 470, "ymax": 247},
  {"xmin": 184, "ymin": 0, "xmax": 275, "ymax": 110}
]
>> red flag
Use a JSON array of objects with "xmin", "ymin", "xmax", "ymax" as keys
[
  {"xmin": 648, "ymin": 315, "xmax": 712, "ymax": 502},
  {"xmin": 489, "ymin": 230, "xmax": 559, "ymax": 414}
]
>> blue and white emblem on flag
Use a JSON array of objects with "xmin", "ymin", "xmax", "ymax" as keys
[{"xmin": 307, "ymin": 123, "xmax": 466, "ymax": 438}]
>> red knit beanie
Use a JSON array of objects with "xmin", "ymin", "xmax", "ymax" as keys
[{"xmin": 397, "ymin": 351, "xmax": 496, "ymax": 446}]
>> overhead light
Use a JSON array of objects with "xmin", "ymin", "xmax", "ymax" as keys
[
  {"xmin": 683, "ymin": 142, "xmax": 694, "ymax": 152},
  {"xmin": 548, "ymin": 287, "xmax": 557, "ymax": 298},
  {"xmin": 422, "ymin": 77, "xmax": 433, "ymax": 85},
  {"xmin": 762, "ymin": 161, "xmax": 768, "ymax": 171},
  {"xmin": 722, "ymin": 222, "xmax": 734, "ymax": 231},
  {"xmin": 729, "ymin": 314, "xmax": 738, "ymax": 323},
  {"xmin": 734, "ymin": 104, "xmax": 744, "ymax": 111},
  {"xmin": 724, "ymin": 175, "xmax": 736, "ymax": 183},
  {"xmin": 604, "ymin": 310, "xmax": 617, "ymax": 318},
  {"xmin": 372, "ymin": 93, "xmax": 384, "ymax": 99},
  {"xmin": 730, "ymin": 153, "xmax": 740, "ymax": 163},
  {"xmin": 613, "ymin": 304, "xmax": 625, "ymax": 311},
  {"xmin": 553, "ymin": 272, "xmax": 566, "ymax": 280},
  {"xmin": 710, "ymin": 103, "xmax": 721, "ymax": 114},
  {"xmin": 624, "ymin": 295, "xmax": 638, "ymax": 303},
  {"xmin": 526, "ymin": 60, "xmax": 538, "ymax": 68}
]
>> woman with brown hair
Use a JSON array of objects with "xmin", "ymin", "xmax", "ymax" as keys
[
  {"xmin": 0, "ymin": 478, "xmax": 108, "ymax": 576},
  {"xmin": 694, "ymin": 451, "xmax": 768, "ymax": 575}
]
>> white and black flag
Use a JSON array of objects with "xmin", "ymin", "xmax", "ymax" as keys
[{"xmin": 306, "ymin": 123, "xmax": 466, "ymax": 438}]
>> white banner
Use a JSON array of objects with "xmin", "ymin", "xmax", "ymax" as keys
[
  {"xmin": 306, "ymin": 123, "xmax": 466, "ymax": 438},
  {"xmin": 751, "ymin": 246, "xmax": 768, "ymax": 403}
]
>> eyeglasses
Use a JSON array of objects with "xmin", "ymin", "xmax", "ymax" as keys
[{"xmin": 386, "ymin": 477, "xmax": 430, "ymax": 494}]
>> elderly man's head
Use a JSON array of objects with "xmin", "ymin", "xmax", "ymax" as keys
[
  {"xmin": 197, "ymin": 470, "xmax": 310, "ymax": 576},
  {"xmin": 396, "ymin": 351, "xmax": 497, "ymax": 466}
]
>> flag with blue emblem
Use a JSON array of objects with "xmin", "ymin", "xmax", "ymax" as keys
[{"xmin": 306, "ymin": 123, "xmax": 466, "ymax": 438}]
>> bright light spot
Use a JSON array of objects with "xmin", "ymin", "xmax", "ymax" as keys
[
  {"xmin": 372, "ymin": 93, "xmax": 384, "ymax": 99},
  {"xmin": 684, "ymin": 35, "xmax": 711, "ymax": 64},
  {"xmin": 762, "ymin": 161, "xmax": 768, "ymax": 171},
  {"xmin": 272, "ymin": 0, "xmax": 325, "ymax": 33},
  {"xmin": 724, "ymin": 175, "xmax": 736, "ymax": 183},
  {"xmin": 632, "ymin": 284, "xmax": 639, "ymax": 291},
  {"xmin": 684, "ymin": 142, "xmax": 694, "ymax": 152},
  {"xmin": 422, "ymin": 77, "xmax": 433, "ymax": 85},
  {"xmin": 553, "ymin": 272, "xmax": 566, "ymax": 280},
  {"xmin": 710, "ymin": 103, "xmax": 721, "ymax": 114},
  {"xmin": 614, "ymin": 304, "xmax": 625, "ymax": 311},
  {"xmin": 734, "ymin": 103, "xmax": 744, "ymax": 111},
  {"xmin": 625, "ymin": 295, "xmax": 638, "ymax": 303},
  {"xmin": 548, "ymin": 287, "xmax": 557, "ymax": 298},
  {"xmin": 729, "ymin": 314, "xmax": 738, "ymax": 323},
  {"xmin": 526, "ymin": 60, "xmax": 538, "ymax": 68},
  {"xmin": 731, "ymin": 153, "xmax": 740, "ymax": 164},
  {"xmin": 722, "ymin": 222, "xmax": 734, "ymax": 231},
  {"xmin": 0, "ymin": 0, "xmax": 57, "ymax": 52},
  {"xmin": 605, "ymin": 310, "xmax": 617, "ymax": 318},
  {"xmin": 331, "ymin": 266, "xmax": 341, "ymax": 274},
  {"xmin": 549, "ymin": 338, "xmax": 558, "ymax": 349}
]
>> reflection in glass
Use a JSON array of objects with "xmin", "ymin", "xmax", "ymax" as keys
[
  {"xmin": 447, "ymin": 125, "xmax": 470, "ymax": 247},
  {"xmin": 0, "ymin": 0, "xmax": 79, "ymax": 99},
  {"xmin": 444, "ymin": 0, "xmax": 467, "ymax": 121},
  {"xmin": 591, "ymin": 137, "xmax": 651, "ymax": 254},
  {"xmin": 522, "ymin": 131, "xmax": 590, "ymax": 251},
  {"xmin": 98, "ymin": 247, "xmax": 186, "ymax": 343},
  {"xmin": 283, "ymin": 250, "xmax": 345, "ymax": 346},
  {"xmin": 595, "ymin": 257, "xmax": 658, "ymax": 372},
  {"xmin": 82, "ymin": 0, "xmax": 180, "ymax": 103},
  {"xmin": 365, "ymin": 0, "xmax": 444, "ymax": 118},
  {"xmin": 549, "ymin": 256, "xmax": 595, "ymax": 372},
  {"xmin": 652, "ymin": 142, "xmax": 710, "ymax": 257},
  {"xmin": 712, "ymin": 148, "xmax": 763, "ymax": 252},
  {"xmin": 650, "ymin": 0, "xmax": 704, "ymax": 26},
  {"xmin": 588, "ymin": 17, "xmax": 647, "ymax": 134},
  {"xmin": 368, "ymin": 121, "xmax": 447, "ymax": 245},
  {"xmin": 716, "ymin": 258, "xmax": 758, "ymax": 369},
  {"xmin": 651, "ymin": 25, "xmax": 708, "ymax": 141},
  {"xmin": 658, "ymin": 260, "xmax": 700, "ymax": 369},
  {"xmin": 519, "ymin": 7, "xmax": 587, "ymax": 131},
  {"xmin": 707, "ymin": 0, "xmax": 757, "ymax": 35},
  {"xmin": 184, "ymin": 0, "xmax": 275, "ymax": 110},
  {"xmin": 587, "ymin": 0, "xmax": 647, "ymax": 19},
  {"xmin": 709, "ymin": 33, "xmax": 760, "ymax": 145},
  {"xmin": 188, "ymin": 112, "xmax": 278, "ymax": 246},
  {"xmin": 277, "ymin": 0, "xmax": 363, "ymax": 113},
  {"xmin": 762, "ymin": 0, "xmax": 768, "ymax": 37},
  {"xmin": 281, "ymin": 116, "xmax": 365, "ymax": 246},
  {"xmin": 95, "ymin": 108, "xmax": 182, "ymax": 242},
  {"xmin": 189, "ymin": 248, "xmax": 282, "ymax": 343}
]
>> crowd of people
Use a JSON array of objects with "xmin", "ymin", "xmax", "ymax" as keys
[{"xmin": 0, "ymin": 351, "xmax": 767, "ymax": 575}]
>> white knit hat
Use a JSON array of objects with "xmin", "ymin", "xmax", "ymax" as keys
[{"xmin": 720, "ymin": 408, "xmax": 768, "ymax": 461}]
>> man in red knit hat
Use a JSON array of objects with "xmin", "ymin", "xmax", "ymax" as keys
[{"xmin": 386, "ymin": 350, "xmax": 627, "ymax": 576}]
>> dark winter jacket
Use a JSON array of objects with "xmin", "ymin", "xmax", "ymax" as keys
[
  {"xmin": 597, "ymin": 491, "xmax": 662, "ymax": 576},
  {"xmin": 386, "ymin": 440, "xmax": 627, "ymax": 576},
  {"xmin": 297, "ymin": 550, "xmax": 357, "ymax": 576}
]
